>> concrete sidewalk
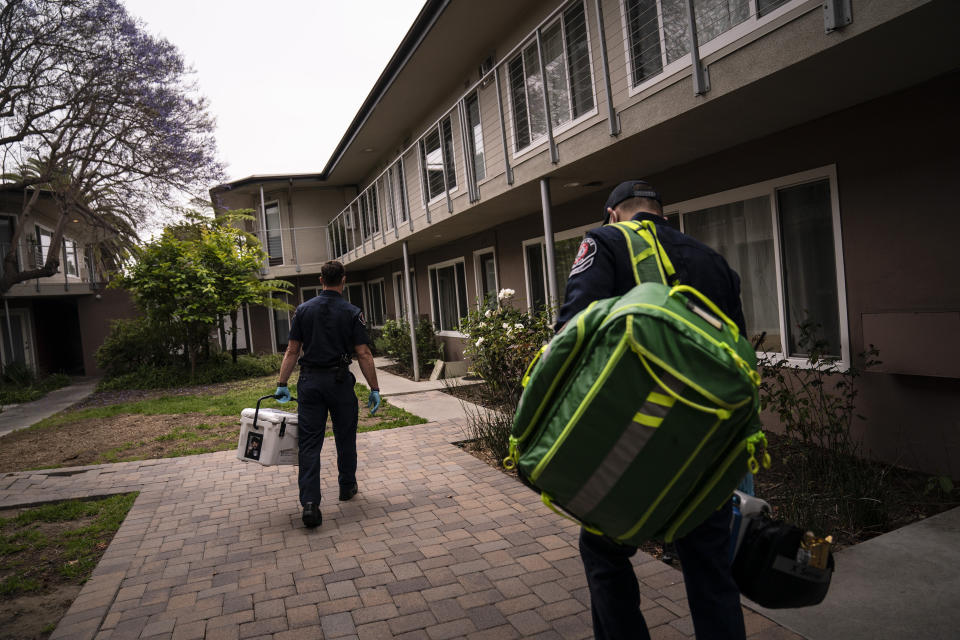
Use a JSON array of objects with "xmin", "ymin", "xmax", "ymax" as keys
[{"xmin": 0, "ymin": 377, "xmax": 99, "ymax": 438}]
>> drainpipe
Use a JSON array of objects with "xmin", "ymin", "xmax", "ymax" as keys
[
  {"xmin": 402, "ymin": 240, "xmax": 420, "ymax": 381},
  {"xmin": 494, "ymin": 66, "xmax": 514, "ymax": 185},
  {"xmin": 540, "ymin": 178, "xmax": 559, "ymax": 313},
  {"xmin": 288, "ymin": 179, "xmax": 299, "ymax": 270},
  {"xmin": 685, "ymin": 0, "xmax": 709, "ymax": 95},
  {"xmin": 594, "ymin": 0, "xmax": 621, "ymax": 136}
]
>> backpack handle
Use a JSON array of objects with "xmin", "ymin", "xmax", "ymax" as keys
[{"xmin": 669, "ymin": 285, "xmax": 740, "ymax": 342}]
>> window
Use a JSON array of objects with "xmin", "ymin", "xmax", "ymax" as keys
[
  {"xmin": 670, "ymin": 168, "xmax": 847, "ymax": 361},
  {"xmin": 366, "ymin": 279, "xmax": 386, "ymax": 327},
  {"xmin": 428, "ymin": 259, "xmax": 469, "ymax": 333},
  {"xmin": 623, "ymin": 0, "xmax": 799, "ymax": 90},
  {"xmin": 0, "ymin": 216, "xmax": 17, "ymax": 270},
  {"xmin": 63, "ymin": 239, "xmax": 79, "ymax": 277},
  {"xmin": 393, "ymin": 270, "xmax": 419, "ymax": 321},
  {"xmin": 301, "ymin": 286, "xmax": 322, "ymax": 302},
  {"xmin": 35, "ymin": 225, "xmax": 53, "ymax": 268},
  {"xmin": 360, "ymin": 185, "xmax": 380, "ymax": 238},
  {"xmin": 272, "ymin": 293, "xmax": 290, "ymax": 352},
  {"xmin": 344, "ymin": 283, "xmax": 366, "ymax": 316},
  {"xmin": 509, "ymin": 1, "xmax": 595, "ymax": 152},
  {"xmin": 393, "ymin": 161, "xmax": 409, "ymax": 223},
  {"xmin": 420, "ymin": 116, "xmax": 457, "ymax": 202},
  {"xmin": 474, "ymin": 249, "xmax": 499, "ymax": 306},
  {"xmin": 465, "ymin": 93, "xmax": 486, "ymax": 182},
  {"xmin": 263, "ymin": 201, "xmax": 283, "ymax": 266},
  {"xmin": 524, "ymin": 223, "xmax": 594, "ymax": 310}
]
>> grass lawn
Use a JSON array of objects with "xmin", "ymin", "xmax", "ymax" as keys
[
  {"xmin": 0, "ymin": 373, "xmax": 426, "ymax": 472},
  {"xmin": 0, "ymin": 493, "xmax": 138, "ymax": 639}
]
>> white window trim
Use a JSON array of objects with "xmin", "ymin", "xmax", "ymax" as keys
[
  {"xmin": 300, "ymin": 285, "xmax": 322, "ymax": 303},
  {"xmin": 667, "ymin": 165, "xmax": 849, "ymax": 366},
  {"xmin": 507, "ymin": 0, "xmax": 600, "ymax": 160},
  {"xmin": 620, "ymin": 0, "xmax": 814, "ymax": 98},
  {"xmin": 473, "ymin": 247, "xmax": 500, "ymax": 307},
  {"xmin": 263, "ymin": 199, "xmax": 285, "ymax": 266},
  {"xmin": 365, "ymin": 277, "xmax": 387, "ymax": 328},
  {"xmin": 392, "ymin": 269, "xmax": 418, "ymax": 321},
  {"xmin": 0, "ymin": 307, "xmax": 36, "ymax": 371},
  {"xmin": 421, "ymin": 115, "xmax": 461, "ymax": 206},
  {"xmin": 63, "ymin": 237, "xmax": 81, "ymax": 279},
  {"xmin": 522, "ymin": 222, "xmax": 595, "ymax": 311},
  {"xmin": 427, "ymin": 257, "xmax": 469, "ymax": 338}
]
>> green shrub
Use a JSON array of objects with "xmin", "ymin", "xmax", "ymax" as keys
[
  {"xmin": 99, "ymin": 352, "xmax": 283, "ymax": 391},
  {"xmin": 460, "ymin": 292, "xmax": 553, "ymax": 404},
  {"xmin": 95, "ymin": 317, "xmax": 177, "ymax": 377},
  {"xmin": 0, "ymin": 369, "xmax": 71, "ymax": 405},
  {"xmin": 379, "ymin": 317, "xmax": 442, "ymax": 377}
]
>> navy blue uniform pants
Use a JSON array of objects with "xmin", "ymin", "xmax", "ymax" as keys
[
  {"xmin": 296, "ymin": 368, "xmax": 359, "ymax": 506},
  {"xmin": 579, "ymin": 501, "xmax": 745, "ymax": 640}
]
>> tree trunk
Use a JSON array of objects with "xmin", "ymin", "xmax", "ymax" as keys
[{"xmin": 218, "ymin": 315, "xmax": 226, "ymax": 356}]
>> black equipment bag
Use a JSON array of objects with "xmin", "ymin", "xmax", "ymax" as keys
[{"xmin": 733, "ymin": 516, "xmax": 834, "ymax": 609}]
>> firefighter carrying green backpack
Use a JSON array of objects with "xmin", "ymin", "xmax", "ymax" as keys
[{"xmin": 506, "ymin": 219, "xmax": 769, "ymax": 545}]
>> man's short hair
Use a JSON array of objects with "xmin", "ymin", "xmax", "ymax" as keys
[
  {"xmin": 615, "ymin": 196, "xmax": 663, "ymax": 216},
  {"xmin": 320, "ymin": 261, "xmax": 345, "ymax": 286}
]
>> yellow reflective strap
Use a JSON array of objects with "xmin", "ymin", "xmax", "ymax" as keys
[
  {"xmin": 632, "ymin": 412, "xmax": 663, "ymax": 427},
  {"xmin": 521, "ymin": 344, "xmax": 547, "ymax": 388},
  {"xmin": 541, "ymin": 493, "xmax": 604, "ymax": 536},
  {"xmin": 648, "ymin": 391, "xmax": 675, "ymax": 406}
]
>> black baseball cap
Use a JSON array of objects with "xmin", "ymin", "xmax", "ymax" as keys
[{"xmin": 603, "ymin": 180, "xmax": 662, "ymax": 223}]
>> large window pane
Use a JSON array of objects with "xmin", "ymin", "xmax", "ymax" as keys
[
  {"xmin": 553, "ymin": 236, "xmax": 585, "ymax": 306},
  {"xmin": 273, "ymin": 294, "xmax": 290, "ymax": 351},
  {"xmin": 421, "ymin": 117, "xmax": 456, "ymax": 201},
  {"xmin": 441, "ymin": 118, "xmax": 457, "ymax": 190},
  {"xmin": 368, "ymin": 281, "xmax": 386, "ymax": 326},
  {"xmin": 508, "ymin": 56, "xmax": 530, "ymax": 150},
  {"xmin": 264, "ymin": 202, "xmax": 282, "ymax": 266},
  {"xmin": 64, "ymin": 239, "xmax": 79, "ymax": 276},
  {"xmin": 543, "ymin": 21, "xmax": 571, "ymax": 129},
  {"xmin": 626, "ymin": 0, "xmax": 664, "ymax": 85},
  {"xmin": 344, "ymin": 284, "xmax": 365, "ymax": 316},
  {"xmin": 523, "ymin": 43, "xmax": 547, "ymax": 142},
  {"xmin": 778, "ymin": 180, "xmax": 840, "ymax": 357},
  {"xmin": 479, "ymin": 252, "xmax": 497, "ymax": 303},
  {"xmin": 658, "ymin": 0, "xmax": 750, "ymax": 67},
  {"xmin": 435, "ymin": 266, "xmax": 459, "ymax": 331},
  {"xmin": 683, "ymin": 197, "xmax": 782, "ymax": 352},
  {"xmin": 526, "ymin": 244, "xmax": 547, "ymax": 310},
  {"xmin": 563, "ymin": 1, "xmax": 594, "ymax": 118}
]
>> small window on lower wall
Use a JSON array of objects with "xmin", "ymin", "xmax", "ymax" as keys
[
  {"xmin": 474, "ymin": 250, "xmax": 498, "ymax": 307},
  {"xmin": 344, "ymin": 283, "xmax": 366, "ymax": 316},
  {"xmin": 428, "ymin": 259, "xmax": 468, "ymax": 333},
  {"xmin": 366, "ymin": 279, "xmax": 386, "ymax": 327},
  {"xmin": 671, "ymin": 167, "xmax": 847, "ymax": 363}
]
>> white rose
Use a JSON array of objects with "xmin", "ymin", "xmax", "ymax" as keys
[
  {"xmin": 479, "ymin": 322, "xmax": 486, "ymax": 328},
  {"xmin": 484, "ymin": 309, "xmax": 492, "ymax": 318},
  {"xmin": 514, "ymin": 323, "xmax": 524, "ymax": 330},
  {"xmin": 497, "ymin": 288, "xmax": 515, "ymax": 301},
  {"xmin": 502, "ymin": 323, "xmax": 510, "ymax": 329},
  {"xmin": 475, "ymin": 337, "xmax": 484, "ymax": 347}
]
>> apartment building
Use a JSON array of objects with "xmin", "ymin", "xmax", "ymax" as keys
[
  {"xmin": 211, "ymin": 0, "xmax": 960, "ymax": 476},
  {"xmin": 0, "ymin": 190, "xmax": 135, "ymax": 377}
]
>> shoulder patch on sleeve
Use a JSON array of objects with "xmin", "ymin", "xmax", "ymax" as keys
[
  {"xmin": 569, "ymin": 237, "xmax": 597, "ymax": 277},
  {"xmin": 357, "ymin": 311, "xmax": 366, "ymax": 327}
]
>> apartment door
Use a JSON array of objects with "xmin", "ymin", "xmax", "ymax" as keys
[{"xmin": 0, "ymin": 308, "xmax": 35, "ymax": 371}]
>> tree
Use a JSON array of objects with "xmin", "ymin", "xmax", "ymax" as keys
[
  {"xmin": 0, "ymin": 0, "xmax": 222, "ymax": 293},
  {"xmin": 115, "ymin": 211, "xmax": 291, "ymax": 375}
]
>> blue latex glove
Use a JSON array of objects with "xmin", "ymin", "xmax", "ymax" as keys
[
  {"xmin": 274, "ymin": 385, "xmax": 291, "ymax": 403},
  {"xmin": 367, "ymin": 389, "xmax": 381, "ymax": 415}
]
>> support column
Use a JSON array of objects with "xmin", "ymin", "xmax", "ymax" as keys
[
  {"xmin": 685, "ymin": 0, "xmax": 709, "ymax": 95},
  {"xmin": 594, "ymin": 0, "xmax": 621, "ymax": 136},
  {"xmin": 540, "ymin": 178, "xmax": 559, "ymax": 312},
  {"xmin": 402, "ymin": 241, "xmax": 420, "ymax": 382}
]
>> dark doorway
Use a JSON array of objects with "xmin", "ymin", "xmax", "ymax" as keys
[{"xmin": 33, "ymin": 298, "xmax": 84, "ymax": 375}]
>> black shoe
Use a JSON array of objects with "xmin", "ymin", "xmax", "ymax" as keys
[
  {"xmin": 302, "ymin": 502, "xmax": 321, "ymax": 528},
  {"xmin": 339, "ymin": 483, "xmax": 358, "ymax": 501}
]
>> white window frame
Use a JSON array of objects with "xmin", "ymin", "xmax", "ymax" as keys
[
  {"xmin": 263, "ymin": 199, "xmax": 285, "ymax": 266},
  {"xmin": 344, "ymin": 282, "xmax": 367, "ymax": 314},
  {"xmin": 473, "ymin": 247, "xmax": 500, "ymax": 307},
  {"xmin": 268, "ymin": 291, "xmax": 293, "ymax": 354},
  {"xmin": 522, "ymin": 221, "xmax": 595, "ymax": 311},
  {"xmin": 300, "ymin": 286, "xmax": 322, "ymax": 303},
  {"xmin": 366, "ymin": 277, "xmax": 387, "ymax": 328},
  {"xmin": 506, "ymin": 0, "xmax": 600, "ymax": 160},
  {"xmin": 392, "ymin": 269, "xmax": 418, "ymax": 321},
  {"xmin": 63, "ymin": 237, "xmax": 80, "ymax": 278},
  {"xmin": 667, "ymin": 165, "xmax": 849, "ymax": 366},
  {"xmin": 35, "ymin": 224, "xmax": 55, "ymax": 269},
  {"xmin": 427, "ymin": 257, "xmax": 469, "ymax": 337},
  {"xmin": 620, "ymin": 0, "xmax": 813, "ymax": 98},
  {"xmin": 420, "ymin": 115, "xmax": 460, "ymax": 206},
  {"xmin": 0, "ymin": 307, "xmax": 36, "ymax": 371}
]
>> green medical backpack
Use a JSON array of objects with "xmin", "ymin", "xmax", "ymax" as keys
[{"xmin": 507, "ymin": 220, "xmax": 768, "ymax": 544}]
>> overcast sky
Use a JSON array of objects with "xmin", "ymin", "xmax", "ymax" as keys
[{"xmin": 122, "ymin": 0, "xmax": 425, "ymax": 184}]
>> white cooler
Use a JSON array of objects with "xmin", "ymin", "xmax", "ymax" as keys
[{"xmin": 237, "ymin": 396, "xmax": 299, "ymax": 466}]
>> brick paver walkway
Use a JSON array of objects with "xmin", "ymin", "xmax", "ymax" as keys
[{"xmin": 0, "ymin": 418, "xmax": 801, "ymax": 640}]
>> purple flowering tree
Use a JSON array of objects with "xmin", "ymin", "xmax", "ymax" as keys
[{"xmin": 0, "ymin": 0, "xmax": 223, "ymax": 293}]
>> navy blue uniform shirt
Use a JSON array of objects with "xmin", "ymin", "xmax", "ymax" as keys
[
  {"xmin": 289, "ymin": 290, "xmax": 370, "ymax": 367},
  {"xmin": 556, "ymin": 212, "xmax": 747, "ymax": 334}
]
